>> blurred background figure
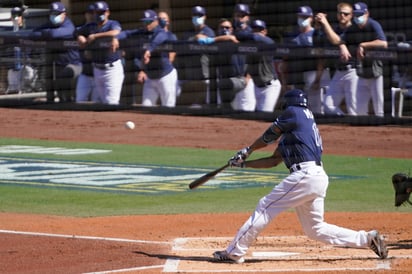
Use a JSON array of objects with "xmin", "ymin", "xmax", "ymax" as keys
[
  {"xmin": 77, "ymin": 1, "xmax": 124, "ymax": 105},
  {"xmin": 74, "ymin": 4, "xmax": 98, "ymax": 103},
  {"xmin": 3, "ymin": 6, "xmax": 36, "ymax": 94},
  {"xmin": 344, "ymin": 2, "xmax": 387, "ymax": 117},
  {"xmin": 30, "ymin": 2, "xmax": 81, "ymax": 103},
  {"xmin": 290, "ymin": 6, "xmax": 330, "ymax": 114},
  {"xmin": 178, "ymin": 6, "xmax": 215, "ymax": 107},
  {"xmin": 195, "ymin": 18, "xmax": 255, "ymax": 111},
  {"xmin": 136, "ymin": 9, "xmax": 178, "ymax": 107},
  {"xmin": 248, "ymin": 19, "xmax": 281, "ymax": 112}
]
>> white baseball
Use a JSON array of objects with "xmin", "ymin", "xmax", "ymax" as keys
[{"xmin": 125, "ymin": 121, "xmax": 135, "ymax": 130}]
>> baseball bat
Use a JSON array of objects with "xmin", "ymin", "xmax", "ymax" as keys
[{"xmin": 189, "ymin": 164, "xmax": 229, "ymax": 189}]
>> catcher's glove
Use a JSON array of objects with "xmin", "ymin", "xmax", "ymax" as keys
[{"xmin": 392, "ymin": 173, "xmax": 412, "ymax": 207}]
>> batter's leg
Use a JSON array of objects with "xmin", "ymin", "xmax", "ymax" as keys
[{"xmin": 296, "ymin": 197, "xmax": 369, "ymax": 248}]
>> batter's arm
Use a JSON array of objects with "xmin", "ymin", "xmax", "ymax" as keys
[
  {"xmin": 244, "ymin": 148, "xmax": 283, "ymax": 169},
  {"xmin": 246, "ymin": 124, "xmax": 282, "ymax": 155}
]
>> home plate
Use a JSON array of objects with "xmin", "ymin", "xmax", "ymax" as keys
[{"xmin": 252, "ymin": 251, "xmax": 300, "ymax": 258}]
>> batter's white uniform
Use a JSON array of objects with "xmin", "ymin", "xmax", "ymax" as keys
[
  {"xmin": 221, "ymin": 92, "xmax": 379, "ymax": 260},
  {"xmin": 226, "ymin": 163, "xmax": 371, "ymax": 257}
]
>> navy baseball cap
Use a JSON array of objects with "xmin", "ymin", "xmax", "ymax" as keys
[
  {"xmin": 353, "ymin": 2, "xmax": 368, "ymax": 15},
  {"xmin": 297, "ymin": 6, "xmax": 313, "ymax": 17},
  {"xmin": 192, "ymin": 6, "xmax": 206, "ymax": 16},
  {"xmin": 94, "ymin": 1, "xmax": 109, "ymax": 12},
  {"xmin": 85, "ymin": 4, "xmax": 95, "ymax": 13},
  {"xmin": 49, "ymin": 2, "xmax": 66, "ymax": 13},
  {"xmin": 251, "ymin": 19, "xmax": 266, "ymax": 30},
  {"xmin": 234, "ymin": 3, "xmax": 250, "ymax": 15},
  {"xmin": 141, "ymin": 9, "xmax": 157, "ymax": 21},
  {"xmin": 11, "ymin": 7, "xmax": 23, "ymax": 16}
]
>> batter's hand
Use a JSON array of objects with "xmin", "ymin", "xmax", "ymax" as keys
[{"xmin": 228, "ymin": 147, "xmax": 250, "ymax": 167}]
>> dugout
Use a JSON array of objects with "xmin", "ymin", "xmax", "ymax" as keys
[{"xmin": 0, "ymin": 0, "xmax": 411, "ymax": 117}]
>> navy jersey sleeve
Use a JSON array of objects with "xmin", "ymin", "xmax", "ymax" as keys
[
  {"xmin": 42, "ymin": 19, "xmax": 76, "ymax": 40},
  {"xmin": 368, "ymin": 18, "xmax": 386, "ymax": 41},
  {"xmin": 148, "ymin": 29, "xmax": 169, "ymax": 52}
]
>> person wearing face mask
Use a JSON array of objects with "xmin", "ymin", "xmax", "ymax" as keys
[
  {"xmin": 247, "ymin": 20, "xmax": 282, "ymax": 112},
  {"xmin": 3, "ymin": 6, "xmax": 36, "ymax": 94},
  {"xmin": 341, "ymin": 2, "xmax": 387, "ymax": 117},
  {"xmin": 76, "ymin": 1, "xmax": 124, "ymax": 105},
  {"xmin": 73, "ymin": 4, "xmax": 99, "ymax": 103},
  {"xmin": 178, "ymin": 6, "xmax": 215, "ymax": 107},
  {"xmin": 157, "ymin": 11, "xmax": 177, "ymax": 64},
  {"xmin": 288, "ymin": 6, "xmax": 331, "ymax": 115},
  {"xmin": 196, "ymin": 18, "xmax": 256, "ymax": 111},
  {"xmin": 232, "ymin": 3, "xmax": 252, "ymax": 38},
  {"xmin": 134, "ymin": 9, "xmax": 178, "ymax": 107},
  {"xmin": 31, "ymin": 2, "xmax": 81, "ymax": 103}
]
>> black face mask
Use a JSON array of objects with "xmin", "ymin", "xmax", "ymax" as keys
[
  {"xmin": 95, "ymin": 14, "xmax": 105, "ymax": 23},
  {"xmin": 158, "ymin": 18, "xmax": 168, "ymax": 28},
  {"xmin": 218, "ymin": 29, "xmax": 230, "ymax": 36}
]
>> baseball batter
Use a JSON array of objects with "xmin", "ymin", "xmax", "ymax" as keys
[{"xmin": 213, "ymin": 89, "xmax": 388, "ymax": 263}]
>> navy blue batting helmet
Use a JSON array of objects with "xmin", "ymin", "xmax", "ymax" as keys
[{"xmin": 283, "ymin": 89, "xmax": 308, "ymax": 108}]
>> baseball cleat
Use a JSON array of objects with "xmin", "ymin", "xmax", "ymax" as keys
[
  {"xmin": 213, "ymin": 250, "xmax": 245, "ymax": 264},
  {"xmin": 368, "ymin": 230, "xmax": 388, "ymax": 259}
]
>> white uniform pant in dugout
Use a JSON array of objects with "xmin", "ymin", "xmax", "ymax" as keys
[
  {"xmin": 231, "ymin": 79, "xmax": 256, "ymax": 112},
  {"xmin": 225, "ymin": 162, "xmax": 370, "ymax": 257},
  {"xmin": 142, "ymin": 68, "xmax": 178, "ymax": 107},
  {"xmin": 93, "ymin": 59, "xmax": 124, "ymax": 105},
  {"xmin": 324, "ymin": 68, "xmax": 358, "ymax": 116},
  {"xmin": 356, "ymin": 75, "xmax": 384, "ymax": 117},
  {"xmin": 303, "ymin": 69, "xmax": 331, "ymax": 114},
  {"xmin": 254, "ymin": 79, "xmax": 281, "ymax": 112}
]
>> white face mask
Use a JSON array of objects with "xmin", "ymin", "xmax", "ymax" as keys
[
  {"xmin": 49, "ymin": 14, "xmax": 63, "ymax": 25},
  {"xmin": 192, "ymin": 16, "xmax": 205, "ymax": 27},
  {"xmin": 354, "ymin": 15, "xmax": 365, "ymax": 25},
  {"xmin": 297, "ymin": 18, "xmax": 310, "ymax": 28}
]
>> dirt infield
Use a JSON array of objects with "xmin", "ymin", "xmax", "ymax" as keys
[{"xmin": 0, "ymin": 108, "xmax": 411, "ymax": 273}]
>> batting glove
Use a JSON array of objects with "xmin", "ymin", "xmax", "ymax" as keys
[
  {"xmin": 228, "ymin": 146, "xmax": 250, "ymax": 167},
  {"xmin": 228, "ymin": 158, "xmax": 246, "ymax": 168}
]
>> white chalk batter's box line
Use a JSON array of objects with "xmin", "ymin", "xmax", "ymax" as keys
[
  {"xmin": 165, "ymin": 236, "xmax": 412, "ymax": 273},
  {"xmin": 1, "ymin": 230, "xmax": 410, "ymax": 273}
]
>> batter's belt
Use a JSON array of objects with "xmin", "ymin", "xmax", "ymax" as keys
[{"xmin": 289, "ymin": 161, "xmax": 322, "ymax": 173}]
